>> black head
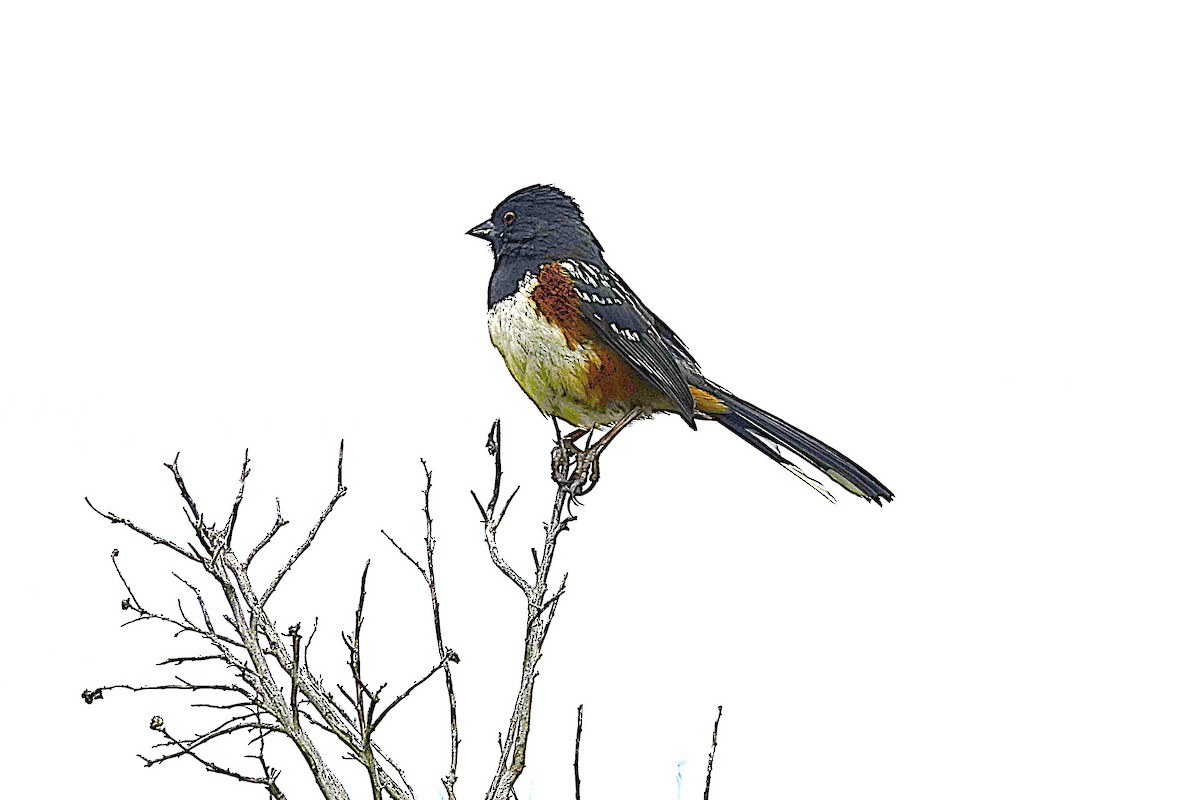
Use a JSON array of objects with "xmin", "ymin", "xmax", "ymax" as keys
[{"xmin": 467, "ymin": 184, "xmax": 603, "ymax": 263}]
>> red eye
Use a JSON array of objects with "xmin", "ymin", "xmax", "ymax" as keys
[{"xmin": 503, "ymin": 211, "xmax": 516, "ymax": 225}]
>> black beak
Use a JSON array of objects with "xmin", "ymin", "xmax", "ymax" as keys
[{"xmin": 467, "ymin": 220, "xmax": 495, "ymax": 240}]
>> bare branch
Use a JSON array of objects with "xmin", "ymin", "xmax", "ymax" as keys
[
  {"xmin": 156, "ymin": 654, "xmax": 228, "ymax": 666},
  {"xmin": 261, "ymin": 440, "xmax": 347, "ymax": 606},
  {"xmin": 83, "ymin": 681, "xmax": 252, "ymax": 700},
  {"xmin": 474, "ymin": 422, "xmax": 532, "ymax": 598},
  {"xmin": 253, "ymin": 708, "xmax": 288, "ymax": 799},
  {"xmin": 90, "ymin": 445, "xmax": 445, "ymax": 800},
  {"xmin": 575, "ymin": 704, "xmax": 583, "ymax": 800},
  {"xmin": 142, "ymin": 720, "xmax": 280, "ymax": 788},
  {"xmin": 378, "ymin": 460, "xmax": 463, "ymax": 797},
  {"xmin": 223, "ymin": 449, "xmax": 252, "ymax": 546},
  {"xmin": 86, "ymin": 498, "xmax": 201, "ymax": 564},
  {"xmin": 371, "ymin": 653, "xmax": 454, "ymax": 732},
  {"xmin": 345, "ymin": 560, "xmax": 386, "ymax": 800},
  {"xmin": 485, "ymin": 420, "xmax": 581, "ymax": 800},
  {"xmin": 282, "ymin": 623, "xmax": 301, "ymax": 728},
  {"xmin": 92, "ymin": 425, "xmax": 685, "ymax": 800},
  {"xmin": 172, "ymin": 572, "xmax": 215, "ymax": 633},
  {"xmin": 497, "ymin": 485, "xmax": 520, "ymax": 527},
  {"xmin": 245, "ymin": 497, "xmax": 289, "ymax": 569},
  {"xmin": 380, "ymin": 527, "xmax": 426, "ymax": 582},
  {"xmin": 704, "ymin": 705, "xmax": 723, "ymax": 800},
  {"xmin": 421, "ymin": 461, "xmax": 460, "ymax": 800},
  {"xmin": 148, "ymin": 714, "xmax": 280, "ymax": 756},
  {"xmin": 164, "ymin": 453, "xmax": 202, "ymax": 526}
]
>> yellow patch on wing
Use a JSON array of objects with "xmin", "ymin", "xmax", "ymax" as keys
[{"xmin": 688, "ymin": 386, "xmax": 728, "ymax": 414}]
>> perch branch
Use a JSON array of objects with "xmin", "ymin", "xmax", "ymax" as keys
[{"xmin": 482, "ymin": 419, "xmax": 588, "ymax": 800}]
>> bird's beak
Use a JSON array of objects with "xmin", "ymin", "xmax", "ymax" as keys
[{"xmin": 467, "ymin": 220, "xmax": 495, "ymax": 240}]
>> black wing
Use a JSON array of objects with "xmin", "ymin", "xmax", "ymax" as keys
[{"xmin": 561, "ymin": 260, "xmax": 698, "ymax": 427}]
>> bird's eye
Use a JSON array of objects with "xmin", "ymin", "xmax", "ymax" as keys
[{"xmin": 503, "ymin": 211, "xmax": 516, "ymax": 225}]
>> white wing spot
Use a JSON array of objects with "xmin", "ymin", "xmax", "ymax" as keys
[
  {"xmin": 607, "ymin": 323, "xmax": 641, "ymax": 342},
  {"xmin": 565, "ymin": 261, "xmax": 597, "ymax": 286}
]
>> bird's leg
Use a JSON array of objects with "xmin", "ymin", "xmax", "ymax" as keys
[
  {"xmin": 552, "ymin": 421, "xmax": 593, "ymax": 483},
  {"xmin": 552, "ymin": 422, "xmax": 595, "ymax": 479},
  {"xmin": 551, "ymin": 417, "xmax": 570, "ymax": 483},
  {"xmin": 572, "ymin": 407, "xmax": 642, "ymax": 496},
  {"xmin": 590, "ymin": 408, "xmax": 641, "ymax": 450},
  {"xmin": 563, "ymin": 428, "xmax": 589, "ymax": 452}
]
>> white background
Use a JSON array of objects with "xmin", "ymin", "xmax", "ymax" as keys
[{"xmin": 2, "ymin": 2, "xmax": 1197, "ymax": 798}]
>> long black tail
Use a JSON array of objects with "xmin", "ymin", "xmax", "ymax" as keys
[{"xmin": 697, "ymin": 380, "xmax": 894, "ymax": 504}]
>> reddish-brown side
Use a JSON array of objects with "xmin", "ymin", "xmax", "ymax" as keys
[
  {"xmin": 530, "ymin": 262, "xmax": 590, "ymax": 349},
  {"xmin": 530, "ymin": 261, "xmax": 639, "ymax": 405}
]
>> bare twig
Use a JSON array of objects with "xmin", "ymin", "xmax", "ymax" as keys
[
  {"xmin": 83, "ymin": 682, "xmax": 250, "ymax": 701},
  {"xmin": 381, "ymin": 460, "xmax": 461, "ymax": 798},
  {"xmin": 380, "ymin": 528, "xmax": 426, "ymax": 582},
  {"xmin": 261, "ymin": 440, "xmax": 347, "ymax": 606},
  {"xmin": 146, "ymin": 715, "xmax": 281, "ymax": 759},
  {"xmin": 108, "ymin": 549, "xmax": 143, "ymax": 610},
  {"xmin": 422, "ymin": 461, "xmax": 460, "ymax": 800},
  {"xmin": 371, "ymin": 654, "xmax": 454, "ymax": 732},
  {"xmin": 473, "ymin": 421, "xmax": 531, "ymax": 598},
  {"xmin": 344, "ymin": 560, "xmax": 385, "ymax": 800},
  {"xmin": 287, "ymin": 624, "xmax": 302, "ymax": 727},
  {"xmin": 86, "ymin": 498, "xmax": 201, "ymax": 563},
  {"xmin": 223, "ymin": 449, "xmax": 252, "ymax": 547},
  {"xmin": 575, "ymin": 704, "xmax": 583, "ymax": 800},
  {"xmin": 254, "ymin": 708, "xmax": 288, "ymax": 799},
  {"xmin": 245, "ymin": 497, "xmax": 289, "ymax": 568},
  {"xmin": 165, "ymin": 453, "xmax": 202, "ymax": 525},
  {"xmin": 172, "ymin": 572, "xmax": 215, "ymax": 633},
  {"xmin": 145, "ymin": 724, "xmax": 275, "ymax": 784},
  {"xmin": 704, "ymin": 705, "xmax": 723, "ymax": 800}
]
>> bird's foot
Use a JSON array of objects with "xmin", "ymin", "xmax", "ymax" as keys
[
  {"xmin": 551, "ymin": 426, "xmax": 592, "ymax": 484},
  {"xmin": 549, "ymin": 410, "xmax": 641, "ymax": 500},
  {"xmin": 551, "ymin": 435, "xmax": 600, "ymax": 495},
  {"xmin": 551, "ymin": 440, "xmax": 572, "ymax": 484},
  {"xmin": 569, "ymin": 447, "xmax": 603, "ymax": 497}
]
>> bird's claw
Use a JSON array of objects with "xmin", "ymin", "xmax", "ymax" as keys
[
  {"xmin": 571, "ymin": 450, "xmax": 602, "ymax": 496},
  {"xmin": 551, "ymin": 441, "xmax": 572, "ymax": 484},
  {"xmin": 550, "ymin": 439, "xmax": 603, "ymax": 497}
]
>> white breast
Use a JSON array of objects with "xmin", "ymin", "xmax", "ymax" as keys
[{"xmin": 487, "ymin": 274, "xmax": 632, "ymax": 427}]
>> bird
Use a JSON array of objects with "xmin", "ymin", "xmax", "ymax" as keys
[{"xmin": 467, "ymin": 185, "xmax": 893, "ymax": 504}]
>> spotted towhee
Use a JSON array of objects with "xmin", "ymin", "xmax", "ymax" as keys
[{"xmin": 468, "ymin": 185, "xmax": 893, "ymax": 504}]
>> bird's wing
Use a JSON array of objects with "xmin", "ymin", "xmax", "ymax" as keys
[{"xmin": 561, "ymin": 259, "xmax": 698, "ymax": 427}]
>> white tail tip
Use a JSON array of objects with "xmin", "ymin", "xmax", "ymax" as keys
[{"xmin": 782, "ymin": 462, "xmax": 837, "ymax": 504}]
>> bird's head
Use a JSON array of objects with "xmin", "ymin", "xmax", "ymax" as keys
[{"xmin": 467, "ymin": 184, "xmax": 603, "ymax": 263}]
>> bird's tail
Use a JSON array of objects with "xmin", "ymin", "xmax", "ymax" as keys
[{"xmin": 690, "ymin": 381, "xmax": 894, "ymax": 504}]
